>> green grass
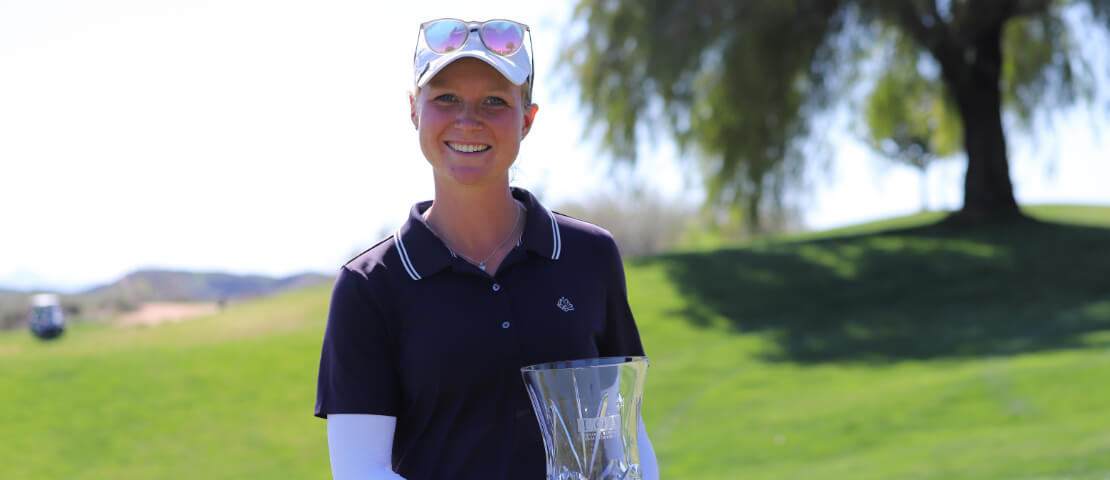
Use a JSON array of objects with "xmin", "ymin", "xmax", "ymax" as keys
[
  {"xmin": 0, "ymin": 287, "xmax": 332, "ymax": 479},
  {"xmin": 2, "ymin": 205, "xmax": 1109, "ymax": 479}
]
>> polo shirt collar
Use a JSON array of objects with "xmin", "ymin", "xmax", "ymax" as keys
[
  {"xmin": 393, "ymin": 187, "xmax": 562, "ymax": 281},
  {"xmin": 514, "ymin": 187, "xmax": 563, "ymax": 262}
]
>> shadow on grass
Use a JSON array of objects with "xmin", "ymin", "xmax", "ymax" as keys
[{"xmin": 655, "ymin": 218, "xmax": 1110, "ymax": 362}]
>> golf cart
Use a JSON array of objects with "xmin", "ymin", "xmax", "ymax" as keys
[{"xmin": 29, "ymin": 293, "xmax": 65, "ymax": 340}]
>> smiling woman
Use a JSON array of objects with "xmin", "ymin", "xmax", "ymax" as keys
[{"xmin": 313, "ymin": 17, "xmax": 658, "ymax": 480}]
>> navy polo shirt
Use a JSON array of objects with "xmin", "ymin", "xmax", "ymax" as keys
[{"xmin": 315, "ymin": 187, "xmax": 646, "ymax": 480}]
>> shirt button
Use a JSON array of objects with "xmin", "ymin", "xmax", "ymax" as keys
[
  {"xmin": 492, "ymin": 283, "xmax": 501, "ymax": 292},
  {"xmin": 502, "ymin": 321, "xmax": 511, "ymax": 329}
]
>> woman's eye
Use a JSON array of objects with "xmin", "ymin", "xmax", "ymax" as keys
[
  {"xmin": 485, "ymin": 97, "xmax": 508, "ymax": 106},
  {"xmin": 434, "ymin": 94, "xmax": 457, "ymax": 102}
]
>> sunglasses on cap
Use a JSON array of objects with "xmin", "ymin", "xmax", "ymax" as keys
[{"xmin": 415, "ymin": 18, "xmax": 534, "ymax": 92}]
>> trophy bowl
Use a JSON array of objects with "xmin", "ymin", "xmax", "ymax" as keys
[{"xmin": 521, "ymin": 356, "xmax": 648, "ymax": 480}]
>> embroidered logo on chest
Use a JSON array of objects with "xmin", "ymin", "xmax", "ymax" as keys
[{"xmin": 556, "ymin": 297, "xmax": 575, "ymax": 312}]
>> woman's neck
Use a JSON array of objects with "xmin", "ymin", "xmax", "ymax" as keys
[{"xmin": 423, "ymin": 182, "xmax": 523, "ymax": 262}]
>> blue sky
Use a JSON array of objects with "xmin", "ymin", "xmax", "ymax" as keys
[{"xmin": 1, "ymin": 0, "xmax": 1107, "ymax": 291}]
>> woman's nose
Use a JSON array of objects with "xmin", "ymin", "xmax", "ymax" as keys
[{"xmin": 453, "ymin": 105, "xmax": 482, "ymax": 130}]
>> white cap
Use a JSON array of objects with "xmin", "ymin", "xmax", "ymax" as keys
[{"xmin": 413, "ymin": 24, "xmax": 531, "ymax": 88}]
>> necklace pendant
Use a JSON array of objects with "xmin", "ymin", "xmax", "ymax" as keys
[{"xmin": 478, "ymin": 264, "xmax": 486, "ymax": 271}]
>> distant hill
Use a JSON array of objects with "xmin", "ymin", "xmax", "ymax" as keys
[
  {"xmin": 0, "ymin": 289, "xmax": 33, "ymax": 330},
  {"xmin": 0, "ymin": 270, "xmax": 333, "ymax": 330},
  {"xmin": 83, "ymin": 269, "xmax": 332, "ymax": 303}
]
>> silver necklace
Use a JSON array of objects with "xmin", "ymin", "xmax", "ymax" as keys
[{"xmin": 428, "ymin": 202, "xmax": 522, "ymax": 272}]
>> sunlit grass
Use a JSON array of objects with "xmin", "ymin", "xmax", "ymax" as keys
[
  {"xmin": 0, "ymin": 287, "xmax": 332, "ymax": 479},
  {"xmin": 1024, "ymin": 204, "xmax": 1110, "ymax": 227},
  {"xmin": 630, "ymin": 259, "xmax": 1110, "ymax": 479}
]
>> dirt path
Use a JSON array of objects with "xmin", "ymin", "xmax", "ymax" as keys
[{"xmin": 116, "ymin": 302, "xmax": 220, "ymax": 327}]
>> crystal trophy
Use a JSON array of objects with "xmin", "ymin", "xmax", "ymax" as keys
[{"xmin": 521, "ymin": 356, "xmax": 649, "ymax": 480}]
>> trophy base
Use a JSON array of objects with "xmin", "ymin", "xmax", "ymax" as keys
[{"xmin": 549, "ymin": 463, "xmax": 639, "ymax": 480}]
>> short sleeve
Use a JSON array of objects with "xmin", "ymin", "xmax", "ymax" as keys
[
  {"xmin": 315, "ymin": 266, "xmax": 401, "ymax": 418},
  {"xmin": 598, "ymin": 236, "xmax": 646, "ymax": 358}
]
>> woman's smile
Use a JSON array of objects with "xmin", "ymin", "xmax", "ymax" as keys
[{"xmin": 446, "ymin": 141, "xmax": 491, "ymax": 153}]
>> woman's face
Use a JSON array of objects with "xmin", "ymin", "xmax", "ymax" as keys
[{"xmin": 410, "ymin": 58, "xmax": 538, "ymax": 189}]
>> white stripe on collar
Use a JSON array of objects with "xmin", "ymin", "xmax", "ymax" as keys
[
  {"xmin": 394, "ymin": 228, "xmax": 421, "ymax": 281},
  {"xmin": 547, "ymin": 210, "xmax": 562, "ymax": 260}
]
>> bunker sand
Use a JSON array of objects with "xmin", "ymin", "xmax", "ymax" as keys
[{"xmin": 116, "ymin": 302, "xmax": 220, "ymax": 327}]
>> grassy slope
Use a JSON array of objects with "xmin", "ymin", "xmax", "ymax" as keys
[
  {"xmin": 0, "ymin": 287, "xmax": 332, "ymax": 479},
  {"xmin": 1, "ymin": 205, "xmax": 1108, "ymax": 479}
]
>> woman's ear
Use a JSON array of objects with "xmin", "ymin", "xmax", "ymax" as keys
[
  {"xmin": 521, "ymin": 103, "xmax": 539, "ymax": 139},
  {"xmin": 410, "ymin": 90, "xmax": 419, "ymax": 130}
]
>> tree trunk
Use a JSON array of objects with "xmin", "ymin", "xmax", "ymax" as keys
[{"xmin": 941, "ymin": 23, "xmax": 1024, "ymax": 222}]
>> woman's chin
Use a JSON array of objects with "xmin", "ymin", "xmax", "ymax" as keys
[{"xmin": 439, "ymin": 167, "xmax": 504, "ymax": 188}]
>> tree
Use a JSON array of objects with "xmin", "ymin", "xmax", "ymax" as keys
[{"xmin": 562, "ymin": 0, "xmax": 1109, "ymax": 227}]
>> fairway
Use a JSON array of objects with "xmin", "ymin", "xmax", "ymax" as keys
[{"xmin": 2, "ymin": 206, "xmax": 1109, "ymax": 479}]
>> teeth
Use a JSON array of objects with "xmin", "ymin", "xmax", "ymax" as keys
[{"xmin": 447, "ymin": 142, "xmax": 490, "ymax": 153}]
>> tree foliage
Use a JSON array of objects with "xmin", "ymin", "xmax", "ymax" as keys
[
  {"xmin": 562, "ymin": 0, "xmax": 1110, "ymax": 227},
  {"xmin": 862, "ymin": 27, "xmax": 961, "ymax": 167}
]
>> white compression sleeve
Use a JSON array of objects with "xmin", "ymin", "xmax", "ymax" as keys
[
  {"xmin": 638, "ymin": 416, "xmax": 660, "ymax": 480},
  {"xmin": 326, "ymin": 414, "xmax": 407, "ymax": 480},
  {"xmin": 327, "ymin": 413, "xmax": 656, "ymax": 479}
]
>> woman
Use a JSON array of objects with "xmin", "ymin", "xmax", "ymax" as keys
[{"xmin": 315, "ymin": 18, "xmax": 658, "ymax": 479}]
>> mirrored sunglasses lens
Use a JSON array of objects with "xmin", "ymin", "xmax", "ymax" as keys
[
  {"xmin": 481, "ymin": 21, "xmax": 524, "ymax": 55},
  {"xmin": 425, "ymin": 20, "xmax": 467, "ymax": 53}
]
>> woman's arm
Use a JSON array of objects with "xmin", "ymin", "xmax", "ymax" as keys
[{"xmin": 326, "ymin": 414, "xmax": 407, "ymax": 480}]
